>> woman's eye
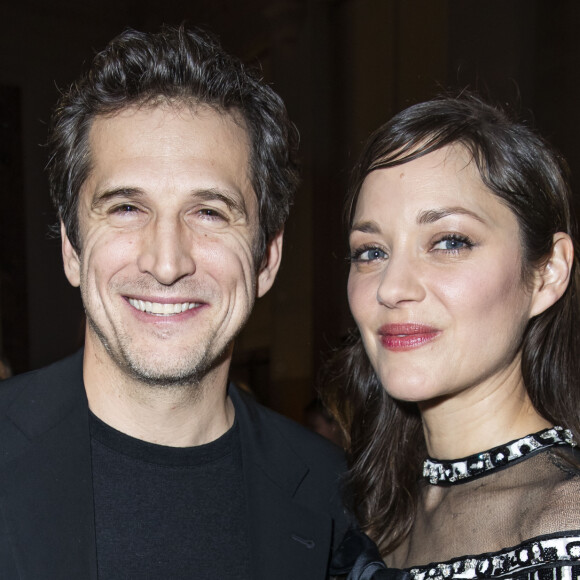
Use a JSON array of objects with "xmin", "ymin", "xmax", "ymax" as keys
[
  {"xmin": 432, "ymin": 235, "xmax": 473, "ymax": 252},
  {"xmin": 350, "ymin": 246, "xmax": 388, "ymax": 262}
]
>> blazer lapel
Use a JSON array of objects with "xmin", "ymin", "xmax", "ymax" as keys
[
  {"xmin": 0, "ymin": 351, "xmax": 97, "ymax": 579},
  {"xmin": 246, "ymin": 474, "xmax": 334, "ymax": 579},
  {"xmin": 231, "ymin": 386, "xmax": 334, "ymax": 579}
]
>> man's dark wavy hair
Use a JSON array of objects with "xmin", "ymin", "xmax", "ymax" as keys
[
  {"xmin": 323, "ymin": 92, "xmax": 580, "ymax": 555},
  {"xmin": 47, "ymin": 25, "xmax": 300, "ymax": 262}
]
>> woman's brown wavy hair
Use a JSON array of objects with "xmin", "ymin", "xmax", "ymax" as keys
[{"xmin": 323, "ymin": 92, "xmax": 580, "ymax": 555}]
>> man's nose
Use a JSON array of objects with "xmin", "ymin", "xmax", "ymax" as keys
[
  {"xmin": 136, "ymin": 218, "xmax": 196, "ymax": 285},
  {"xmin": 376, "ymin": 252, "xmax": 426, "ymax": 308}
]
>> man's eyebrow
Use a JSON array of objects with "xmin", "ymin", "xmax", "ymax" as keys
[
  {"xmin": 91, "ymin": 188, "xmax": 143, "ymax": 210},
  {"xmin": 417, "ymin": 206, "xmax": 487, "ymax": 225},
  {"xmin": 194, "ymin": 188, "xmax": 248, "ymax": 218}
]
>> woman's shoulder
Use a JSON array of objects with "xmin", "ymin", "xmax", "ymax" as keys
[{"xmin": 525, "ymin": 446, "xmax": 580, "ymax": 536}]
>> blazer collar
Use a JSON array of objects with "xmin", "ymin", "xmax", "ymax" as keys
[
  {"xmin": 229, "ymin": 384, "xmax": 309, "ymax": 495},
  {"xmin": 230, "ymin": 385, "xmax": 335, "ymax": 579}
]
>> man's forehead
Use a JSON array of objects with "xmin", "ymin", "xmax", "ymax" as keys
[
  {"xmin": 84, "ymin": 101, "xmax": 253, "ymax": 181},
  {"xmin": 80, "ymin": 101, "xmax": 257, "ymax": 216},
  {"xmin": 89, "ymin": 99, "xmax": 250, "ymax": 141}
]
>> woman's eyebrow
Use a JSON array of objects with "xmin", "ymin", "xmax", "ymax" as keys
[
  {"xmin": 417, "ymin": 206, "xmax": 487, "ymax": 225},
  {"xmin": 349, "ymin": 220, "xmax": 381, "ymax": 235}
]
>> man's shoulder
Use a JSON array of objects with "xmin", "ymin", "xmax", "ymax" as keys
[
  {"xmin": 0, "ymin": 351, "xmax": 84, "ymax": 417},
  {"xmin": 1, "ymin": 349, "xmax": 82, "ymax": 387},
  {"xmin": 230, "ymin": 384, "xmax": 345, "ymax": 471},
  {"xmin": 0, "ymin": 352, "xmax": 85, "ymax": 468}
]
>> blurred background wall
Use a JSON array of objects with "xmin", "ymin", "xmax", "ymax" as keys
[{"xmin": 1, "ymin": 0, "xmax": 578, "ymax": 421}]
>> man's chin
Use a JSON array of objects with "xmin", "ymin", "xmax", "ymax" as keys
[
  {"xmin": 126, "ymin": 366, "xmax": 205, "ymax": 388},
  {"xmin": 117, "ymin": 343, "xmax": 232, "ymax": 390},
  {"xmin": 117, "ymin": 354, "xmax": 208, "ymax": 388},
  {"xmin": 86, "ymin": 321, "xmax": 233, "ymax": 389}
]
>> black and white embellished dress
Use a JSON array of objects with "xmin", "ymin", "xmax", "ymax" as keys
[{"xmin": 385, "ymin": 426, "xmax": 580, "ymax": 580}]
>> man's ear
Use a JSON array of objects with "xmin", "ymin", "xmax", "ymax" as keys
[
  {"xmin": 61, "ymin": 222, "xmax": 81, "ymax": 288},
  {"xmin": 530, "ymin": 232, "xmax": 574, "ymax": 318},
  {"xmin": 256, "ymin": 229, "xmax": 283, "ymax": 298}
]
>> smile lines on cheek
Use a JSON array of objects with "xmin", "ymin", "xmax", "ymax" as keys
[{"xmin": 128, "ymin": 298, "xmax": 201, "ymax": 316}]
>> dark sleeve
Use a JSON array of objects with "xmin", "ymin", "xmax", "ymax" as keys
[{"xmin": 330, "ymin": 528, "xmax": 410, "ymax": 580}]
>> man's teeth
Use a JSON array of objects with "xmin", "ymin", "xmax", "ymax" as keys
[{"xmin": 128, "ymin": 299, "xmax": 199, "ymax": 315}]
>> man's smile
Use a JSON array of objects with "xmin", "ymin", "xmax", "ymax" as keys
[{"xmin": 127, "ymin": 298, "xmax": 202, "ymax": 316}]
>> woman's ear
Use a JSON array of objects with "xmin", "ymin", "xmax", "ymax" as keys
[
  {"xmin": 61, "ymin": 222, "xmax": 81, "ymax": 288},
  {"xmin": 256, "ymin": 229, "xmax": 283, "ymax": 298},
  {"xmin": 530, "ymin": 232, "xmax": 574, "ymax": 318}
]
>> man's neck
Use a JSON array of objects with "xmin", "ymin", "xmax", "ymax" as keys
[{"xmin": 82, "ymin": 346, "xmax": 234, "ymax": 447}]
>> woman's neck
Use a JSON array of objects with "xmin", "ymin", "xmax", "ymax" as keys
[{"xmin": 419, "ymin": 366, "xmax": 551, "ymax": 460}]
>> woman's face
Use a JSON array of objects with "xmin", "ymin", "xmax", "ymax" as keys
[{"xmin": 347, "ymin": 145, "xmax": 541, "ymax": 406}]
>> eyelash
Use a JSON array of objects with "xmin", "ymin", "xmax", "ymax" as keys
[
  {"xmin": 108, "ymin": 205, "xmax": 228, "ymax": 223},
  {"xmin": 349, "ymin": 244, "xmax": 388, "ymax": 263},
  {"xmin": 197, "ymin": 208, "xmax": 226, "ymax": 221},
  {"xmin": 110, "ymin": 204, "xmax": 140, "ymax": 215},
  {"xmin": 431, "ymin": 233, "xmax": 474, "ymax": 253},
  {"xmin": 349, "ymin": 234, "xmax": 475, "ymax": 263}
]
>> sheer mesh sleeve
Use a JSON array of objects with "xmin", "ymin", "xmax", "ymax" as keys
[{"xmin": 387, "ymin": 441, "xmax": 580, "ymax": 580}]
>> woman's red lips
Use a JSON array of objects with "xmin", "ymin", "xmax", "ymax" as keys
[{"xmin": 378, "ymin": 324, "xmax": 440, "ymax": 351}]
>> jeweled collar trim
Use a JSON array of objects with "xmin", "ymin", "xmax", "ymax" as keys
[
  {"xmin": 422, "ymin": 426, "xmax": 576, "ymax": 485},
  {"xmin": 408, "ymin": 531, "xmax": 580, "ymax": 580}
]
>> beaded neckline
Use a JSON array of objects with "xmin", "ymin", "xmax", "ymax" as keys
[{"xmin": 422, "ymin": 426, "xmax": 576, "ymax": 485}]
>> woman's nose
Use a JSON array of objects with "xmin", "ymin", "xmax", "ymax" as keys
[{"xmin": 376, "ymin": 253, "xmax": 426, "ymax": 308}]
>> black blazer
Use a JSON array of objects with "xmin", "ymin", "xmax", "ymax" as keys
[{"xmin": 0, "ymin": 351, "xmax": 348, "ymax": 579}]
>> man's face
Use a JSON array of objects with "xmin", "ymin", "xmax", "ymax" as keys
[{"xmin": 62, "ymin": 104, "xmax": 282, "ymax": 386}]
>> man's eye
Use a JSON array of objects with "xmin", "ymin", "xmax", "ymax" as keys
[
  {"xmin": 198, "ymin": 208, "xmax": 226, "ymax": 220},
  {"xmin": 350, "ymin": 246, "xmax": 388, "ymax": 262},
  {"xmin": 111, "ymin": 204, "xmax": 140, "ymax": 214}
]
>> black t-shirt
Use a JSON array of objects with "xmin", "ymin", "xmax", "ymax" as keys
[{"xmin": 90, "ymin": 412, "xmax": 250, "ymax": 579}]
